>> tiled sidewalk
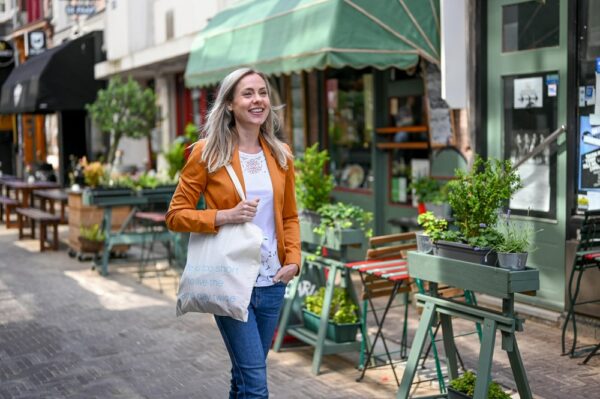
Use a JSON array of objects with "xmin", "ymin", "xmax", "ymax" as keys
[{"xmin": 0, "ymin": 225, "xmax": 598, "ymax": 398}]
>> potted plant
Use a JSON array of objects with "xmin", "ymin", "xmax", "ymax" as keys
[
  {"xmin": 86, "ymin": 77, "xmax": 158, "ymax": 168},
  {"xmin": 311, "ymin": 202, "xmax": 373, "ymax": 251},
  {"xmin": 163, "ymin": 123, "xmax": 198, "ymax": 180},
  {"xmin": 410, "ymin": 176, "xmax": 450, "ymax": 218},
  {"xmin": 492, "ymin": 213, "xmax": 536, "ymax": 270},
  {"xmin": 436, "ymin": 156, "xmax": 521, "ymax": 265},
  {"xmin": 448, "ymin": 371, "xmax": 511, "ymax": 399},
  {"xmin": 303, "ymin": 287, "xmax": 361, "ymax": 343},
  {"xmin": 416, "ymin": 211, "xmax": 448, "ymax": 254},
  {"xmin": 78, "ymin": 223, "xmax": 105, "ymax": 253},
  {"xmin": 295, "ymin": 143, "xmax": 334, "ymax": 224}
]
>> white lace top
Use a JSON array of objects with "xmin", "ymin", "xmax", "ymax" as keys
[{"xmin": 239, "ymin": 150, "xmax": 281, "ymax": 287}]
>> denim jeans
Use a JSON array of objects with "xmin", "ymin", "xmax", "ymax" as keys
[{"xmin": 215, "ymin": 282, "xmax": 287, "ymax": 399}]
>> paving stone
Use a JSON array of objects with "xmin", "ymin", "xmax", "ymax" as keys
[{"xmin": 0, "ymin": 224, "xmax": 599, "ymax": 398}]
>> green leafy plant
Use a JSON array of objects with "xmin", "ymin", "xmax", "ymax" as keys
[
  {"xmin": 304, "ymin": 287, "xmax": 359, "ymax": 324},
  {"xmin": 449, "ymin": 371, "xmax": 511, "ymax": 399},
  {"xmin": 87, "ymin": 77, "xmax": 158, "ymax": 165},
  {"xmin": 79, "ymin": 224, "xmax": 105, "ymax": 242},
  {"xmin": 417, "ymin": 211, "xmax": 448, "ymax": 242},
  {"xmin": 493, "ymin": 213, "xmax": 537, "ymax": 253},
  {"xmin": 314, "ymin": 202, "xmax": 373, "ymax": 238},
  {"xmin": 447, "ymin": 156, "xmax": 521, "ymax": 240},
  {"xmin": 295, "ymin": 143, "xmax": 335, "ymax": 212},
  {"xmin": 164, "ymin": 123, "xmax": 198, "ymax": 179},
  {"xmin": 410, "ymin": 177, "xmax": 447, "ymax": 204}
]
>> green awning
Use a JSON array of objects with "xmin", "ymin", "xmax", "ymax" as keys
[{"xmin": 185, "ymin": 0, "xmax": 440, "ymax": 87}]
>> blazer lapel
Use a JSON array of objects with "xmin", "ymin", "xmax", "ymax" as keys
[
  {"xmin": 259, "ymin": 136, "xmax": 285, "ymax": 205},
  {"xmin": 230, "ymin": 145, "xmax": 247, "ymax": 200}
]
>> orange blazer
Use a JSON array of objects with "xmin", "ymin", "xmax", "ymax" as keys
[{"xmin": 165, "ymin": 136, "xmax": 301, "ymax": 268}]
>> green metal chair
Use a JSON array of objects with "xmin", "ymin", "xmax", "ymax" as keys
[{"xmin": 561, "ymin": 209, "xmax": 600, "ymax": 358}]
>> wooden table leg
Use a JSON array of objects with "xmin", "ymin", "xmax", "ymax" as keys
[
  {"xmin": 60, "ymin": 203, "xmax": 66, "ymax": 223},
  {"xmin": 53, "ymin": 223, "xmax": 58, "ymax": 250},
  {"xmin": 40, "ymin": 223, "xmax": 46, "ymax": 251},
  {"xmin": 18, "ymin": 213, "xmax": 23, "ymax": 239}
]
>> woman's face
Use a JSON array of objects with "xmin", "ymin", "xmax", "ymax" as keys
[{"xmin": 229, "ymin": 73, "xmax": 271, "ymax": 129}]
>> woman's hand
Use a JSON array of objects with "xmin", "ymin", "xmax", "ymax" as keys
[
  {"xmin": 273, "ymin": 264, "xmax": 299, "ymax": 284},
  {"xmin": 216, "ymin": 199, "xmax": 260, "ymax": 226}
]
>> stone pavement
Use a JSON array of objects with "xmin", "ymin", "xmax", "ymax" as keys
[{"xmin": 0, "ymin": 224, "xmax": 598, "ymax": 398}]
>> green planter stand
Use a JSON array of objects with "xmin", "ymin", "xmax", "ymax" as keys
[
  {"xmin": 83, "ymin": 188, "xmax": 175, "ymax": 276},
  {"xmin": 397, "ymin": 252, "xmax": 539, "ymax": 399},
  {"xmin": 273, "ymin": 224, "xmax": 365, "ymax": 375}
]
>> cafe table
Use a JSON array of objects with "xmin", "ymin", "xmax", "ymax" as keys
[
  {"xmin": 397, "ymin": 252, "xmax": 539, "ymax": 399},
  {"xmin": 4, "ymin": 180, "xmax": 60, "ymax": 208}
]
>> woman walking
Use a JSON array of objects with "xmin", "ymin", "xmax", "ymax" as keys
[{"xmin": 166, "ymin": 67, "xmax": 301, "ymax": 398}]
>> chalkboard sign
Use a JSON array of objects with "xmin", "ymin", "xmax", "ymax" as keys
[{"xmin": 425, "ymin": 64, "xmax": 453, "ymax": 146}]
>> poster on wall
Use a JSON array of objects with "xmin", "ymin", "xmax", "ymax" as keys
[
  {"xmin": 509, "ymin": 129, "xmax": 551, "ymax": 212},
  {"xmin": 579, "ymin": 115, "xmax": 600, "ymax": 190},
  {"xmin": 513, "ymin": 77, "xmax": 543, "ymax": 109}
]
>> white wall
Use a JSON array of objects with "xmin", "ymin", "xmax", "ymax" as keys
[
  {"xmin": 105, "ymin": 0, "xmax": 152, "ymax": 60},
  {"xmin": 440, "ymin": 0, "xmax": 468, "ymax": 109}
]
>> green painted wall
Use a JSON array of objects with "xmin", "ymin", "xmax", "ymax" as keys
[{"xmin": 487, "ymin": 0, "xmax": 568, "ymax": 311}]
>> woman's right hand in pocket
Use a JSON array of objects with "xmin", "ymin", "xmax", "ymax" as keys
[{"xmin": 216, "ymin": 199, "xmax": 260, "ymax": 226}]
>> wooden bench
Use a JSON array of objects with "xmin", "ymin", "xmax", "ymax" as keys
[
  {"xmin": 16, "ymin": 208, "xmax": 61, "ymax": 251},
  {"xmin": 0, "ymin": 196, "xmax": 19, "ymax": 228}
]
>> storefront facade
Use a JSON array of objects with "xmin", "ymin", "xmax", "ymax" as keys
[{"xmin": 481, "ymin": 0, "xmax": 600, "ymax": 316}]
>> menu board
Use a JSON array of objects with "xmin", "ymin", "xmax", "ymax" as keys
[{"xmin": 425, "ymin": 63, "xmax": 453, "ymax": 146}]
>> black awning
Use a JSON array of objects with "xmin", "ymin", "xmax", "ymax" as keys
[{"xmin": 0, "ymin": 31, "xmax": 104, "ymax": 114}]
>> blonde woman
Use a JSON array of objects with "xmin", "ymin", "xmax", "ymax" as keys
[{"xmin": 166, "ymin": 68, "xmax": 300, "ymax": 398}]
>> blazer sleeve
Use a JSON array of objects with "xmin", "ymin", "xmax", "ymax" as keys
[
  {"xmin": 281, "ymin": 147, "xmax": 301, "ymax": 270},
  {"xmin": 165, "ymin": 142, "xmax": 218, "ymax": 233}
]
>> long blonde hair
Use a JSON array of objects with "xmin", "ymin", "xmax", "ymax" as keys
[{"xmin": 200, "ymin": 68, "xmax": 291, "ymax": 173}]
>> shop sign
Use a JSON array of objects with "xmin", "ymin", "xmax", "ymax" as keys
[
  {"xmin": 26, "ymin": 31, "xmax": 46, "ymax": 57},
  {"xmin": 66, "ymin": 4, "xmax": 96, "ymax": 15},
  {"xmin": 0, "ymin": 40, "xmax": 14, "ymax": 67}
]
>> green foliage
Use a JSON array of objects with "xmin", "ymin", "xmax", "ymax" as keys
[
  {"xmin": 314, "ymin": 202, "xmax": 373, "ymax": 238},
  {"xmin": 447, "ymin": 156, "xmax": 521, "ymax": 239},
  {"xmin": 86, "ymin": 77, "xmax": 157, "ymax": 164},
  {"xmin": 295, "ymin": 143, "xmax": 334, "ymax": 211},
  {"xmin": 164, "ymin": 123, "xmax": 198, "ymax": 179},
  {"xmin": 111, "ymin": 172, "xmax": 174, "ymax": 190},
  {"xmin": 449, "ymin": 371, "xmax": 511, "ymax": 399},
  {"xmin": 417, "ymin": 211, "xmax": 448, "ymax": 242},
  {"xmin": 410, "ymin": 177, "xmax": 447, "ymax": 204},
  {"xmin": 493, "ymin": 215, "xmax": 537, "ymax": 253},
  {"xmin": 79, "ymin": 224, "xmax": 105, "ymax": 242},
  {"xmin": 438, "ymin": 226, "xmax": 502, "ymax": 250},
  {"xmin": 304, "ymin": 287, "xmax": 359, "ymax": 324}
]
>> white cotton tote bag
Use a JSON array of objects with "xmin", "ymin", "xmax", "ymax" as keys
[{"xmin": 176, "ymin": 164, "xmax": 263, "ymax": 322}]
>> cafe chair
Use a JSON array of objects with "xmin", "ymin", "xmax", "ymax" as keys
[
  {"xmin": 346, "ymin": 232, "xmax": 417, "ymax": 386},
  {"xmin": 561, "ymin": 209, "xmax": 600, "ymax": 358}
]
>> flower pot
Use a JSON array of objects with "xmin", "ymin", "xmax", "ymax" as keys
[
  {"xmin": 302, "ymin": 309, "xmax": 360, "ymax": 343},
  {"xmin": 447, "ymin": 387, "xmax": 472, "ymax": 399},
  {"xmin": 416, "ymin": 232, "xmax": 434, "ymax": 254},
  {"xmin": 78, "ymin": 236, "xmax": 104, "ymax": 253},
  {"xmin": 497, "ymin": 252, "xmax": 528, "ymax": 270},
  {"xmin": 299, "ymin": 219, "xmax": 364, "ymax": 250},
  {"xmin": 299, "ymin": 210, "xmax": 321, "ymax": 225},
  {"xmin": 435, "ymin": 240, "xmax": 497, "ymax": 266}
]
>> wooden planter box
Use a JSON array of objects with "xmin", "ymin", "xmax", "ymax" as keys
[
  {"xmin": 302, "ymin": 309, "xmax": 360, "ymax": 343},
  {"xmin": 407, "ymin": 252, "xmax": 539, "ymax": 298},
  {"xmin": 435, "ymin": 240, "xmax": 497, "ymax": 266},
  {"xmin": 447, "ymin": 388, "xmax": 472, "ymax": 399},
  {"xmin": 299, "ymin": 219, "xmax": 364, "ymax": 250}
]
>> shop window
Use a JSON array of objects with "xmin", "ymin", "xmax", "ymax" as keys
[
  {"xmin": 576, "ymin": 0, "xmax": 600, "ymax": 211},
  {"xmin": 503, "ymin": 72, "xmax": 557, "ymax": 219},
  {"xmin": 326, "ymin": 70, "xmax": 372, "ymax": 191},
  {"xmin": 502, "ymin": 0, "xmax": 559, "ymax": 52}
]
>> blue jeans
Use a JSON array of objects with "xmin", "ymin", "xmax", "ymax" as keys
[{"xmin": 215, "ymin": 282, "xmax": 287, "ymax": 399}]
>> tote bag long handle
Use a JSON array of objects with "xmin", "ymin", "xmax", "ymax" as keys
[{"xmin": 225, "ymin": 164, "xmax": 246, "ymax": 201}]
